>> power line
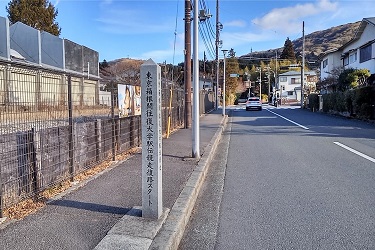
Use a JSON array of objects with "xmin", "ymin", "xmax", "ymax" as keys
[
  {"xmin": 197, "ymin": 0, "xmax": 215, "ymax": 59},
  {"xmin": 171, "ymin": 0, "xmax": 179, "ymax": 81}
]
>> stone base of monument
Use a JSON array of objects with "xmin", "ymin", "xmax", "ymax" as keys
[
  {"xmin": 182, "ymin": 156, "xmax": 200, "ymax": 162},
  {"xmin": 94, "ymin": 206, "xmax": 170, "ymax": 250}
]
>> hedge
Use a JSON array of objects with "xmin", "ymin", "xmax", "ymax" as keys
[{"xmin": 317, "ymin": 86, "xmax": 375, "ymax": 120}]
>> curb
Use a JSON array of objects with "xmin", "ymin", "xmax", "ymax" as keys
[{"xmin": 149, "ymin": 115, "xmax": 228, "ymax": 250}]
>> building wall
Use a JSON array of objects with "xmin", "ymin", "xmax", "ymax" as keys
[
  {"xmin": 0, "ymin": 17, "xmax": 10, "ymax": 60},
  {"xmin": 41, "ymin": 31, "xmax": 64, "ymax": 69},
  {"xmin": 343, "ymin": 23, "xmax": 375, "ymax": 74},
  {"xmin": 83, "ymin": 79, "xmax": 98, "ymax": 106},
  {"xmin": 0, "ymin": 16, "xmax": 103, "ymax": 111},
  {"xmin": 83, "ymin": 46, "xmax": 99, "ymax": 77},
  {"xmin": 64, "ymin": 39, "xmax": 83, "ymax": 73},
  {"xmin": 10, "ymin": 22, "xmax": 41, "ymax": 64},
  {"xmin": 278, "ymin": 71, "xmax": 317, "ymax": 100},
  {"xmin": 320, "ymin": 51, "xmax": 342, "ymax": 79},
  {"xmin": 9, "ymin": 68, "xmax": 37, "ymax": 105}
]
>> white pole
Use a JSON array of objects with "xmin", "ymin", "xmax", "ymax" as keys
[
  {"xmin": 301, "ymin": 21, "xmax": 305, "ymax": 108},
  {"xmin": 192, "ymin": 0, "xmax": 200, "ymax": 158},
  {"xmin": 215, "ymin": 0, "xmax": 219, "ymax": 110},
  {"xmin": 259, "ymin": 67, "xmax": 262, "ymax": 102},
  {"xmin": 222, "ymin": 50, "xmax": 227, "ymax": 116}
]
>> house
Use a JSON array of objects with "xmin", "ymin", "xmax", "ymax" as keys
[
  {"xmin": 319, "ymin": 17, "xmax": 375, "ymax": 92},
  {"xmin": 277, "ymin": 70, "xmax": 318, "ymax": 101},
  {"xmin": 0, "ymin": 16, "xmax": 101, "ymax": 107},
  {"xmin": 199, "ymin": 77, "xmax": 213, "ymax": 91}
]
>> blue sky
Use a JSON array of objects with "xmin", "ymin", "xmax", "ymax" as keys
[{"xmin": 0, "ymin": 0, "xmax": 374, "ymax": 64}]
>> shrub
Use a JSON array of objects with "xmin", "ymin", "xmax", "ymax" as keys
[
  {"xmin": 308, "ymin": 94, "xmax": 319, "ymax": 111},
  {"xmin": 322, "ymin": 86, "xmax": 375, "ymax": 120},
  {"xmin": 354, "ymin": 86, "xmax": 375, "ymax": 119}
]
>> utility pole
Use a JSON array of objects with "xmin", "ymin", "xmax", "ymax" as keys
[
  {"xmin": 275, "ymin": 50, "xmax": 278, "ymax": 89},
  {"xmin": 301, "ymin": 21, "xmax": 305, "ymax": 109},
  {"xmin": 215, "ymin": 0, "xmax": 220, "ymax": 110},
  {"xmin": 260, "ymin": 67, "xmax": 262, "ymax": 102},
  {"xmin": 184, "ymin": 0, "xmax": 192, "ymax": 128},
  {"xmin": 203, "ymin": 51, "xmax": 206, "ymax": 89},
  {"xmin": 267, "ymin": 66, "xmax": 271, "ymax": 101},
  {"xmin": 222, "ymin": 49, "xmax": 228, "ymax": 116},
  {"xmin": 192, "ymin": 0, "xmax": 199, "ymax": 158},
  {"xmin": 257, "ymin": 67, "xmax": 262, "ymax": 101}
]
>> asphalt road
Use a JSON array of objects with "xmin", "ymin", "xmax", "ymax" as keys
[{"xmin": 180, "ymin": 105, "xmax": 375, "ymax": 250}]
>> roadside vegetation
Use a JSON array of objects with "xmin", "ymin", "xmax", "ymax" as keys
[{"xmin": 310, "ymin": 68, "xmax": 374, "ymax": 121}]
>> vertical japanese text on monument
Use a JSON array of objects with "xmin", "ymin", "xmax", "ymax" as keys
[{"xmin": 145, "ymin": 71, "xmax": 154, "ymax": 206}]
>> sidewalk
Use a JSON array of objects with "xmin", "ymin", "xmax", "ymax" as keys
[{"xmin": 0, "ymin": 110, "xmax": 227, "ymax": 250}]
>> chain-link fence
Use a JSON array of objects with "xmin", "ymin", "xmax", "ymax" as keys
[{"xmin": 0, "ymin": 62, "xmax": 192, "ymax": 216}]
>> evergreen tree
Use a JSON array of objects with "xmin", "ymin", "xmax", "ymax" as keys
[
  {"xmin": 280, "ymin": 37, "xmax": 296, "ymax": 61},
  {"xmin": 100, "ymin": 59, "xmax": 109, "ymax": 69},
  {"xmin": 6, "ymin": 0, "xmax": 61, "ymax": 36},
  {"xmin": 228, "ymin": 48, "xmax": 236, "ymax": 58}
]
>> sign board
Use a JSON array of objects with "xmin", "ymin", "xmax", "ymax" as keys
[
  {"xmin": 230, "ymin": 73, "xmax": 239, "ymax": 77},
  {"xmin": 118, "ymin": 84, "xmax": 141, "ymax": 117}
]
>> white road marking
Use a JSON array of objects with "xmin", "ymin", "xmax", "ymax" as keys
[
  {"xmin": 266, "ymin": 109, "xmax": 309, "ymax": 130},
  {"xmin": 333, "ymin": 142, "xmax": 375, "ymax": 164}
]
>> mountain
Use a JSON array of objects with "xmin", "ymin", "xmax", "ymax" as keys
[{"xmin": 239, "ymin": 21, "xmax": 362, "ymax": 69}]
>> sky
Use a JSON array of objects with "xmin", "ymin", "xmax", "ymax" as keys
[{"xmin": 0, "ymin": 0, "xmax": 374, "ymax": 65}]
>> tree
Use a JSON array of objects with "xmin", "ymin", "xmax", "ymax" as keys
[
  {"xmin": 225, "ymin": 57, "xmax": 240, "ymax": 104},
  {"xmin": 316, "ymin": 66, "xmax": 343, "ymax": 92},
  {"xmin": 228, "ymin": 48, "xmax": 236, "ymax": 58},
  {"xmin": 6, "ymin": 0, "xmax": 61, "ymax": 36},
  {"xmin": 100, "ymin": 60, "xmax": 109, "ymax": 69},
  {"xmin": 280, "ymin": 37, "xmax": 296, "ymax": 61},
  {"xmin": 108, "ymin": 59, "xmax": 143, "ymax": 86}
]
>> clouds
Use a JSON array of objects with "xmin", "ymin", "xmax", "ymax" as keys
[
  {"xmin": 252, "ymin": 0, "xmax": 338, "ymax": 34},
  {"xmin": 96, "ymin": 8, "xmax": 173, "ymax": 35},
  {"xmin": 224, "ymin": 20, "xmax": 247, "ymax": 28}
]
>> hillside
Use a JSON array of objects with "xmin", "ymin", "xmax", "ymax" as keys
[{"xmin": 240, "ymin": 21, "xmax": 362, "ymax": 68}]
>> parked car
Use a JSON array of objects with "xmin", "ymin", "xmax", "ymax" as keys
[{"xmin": 246, "ymin": 97, "xmax": 262, "ymax": 111}]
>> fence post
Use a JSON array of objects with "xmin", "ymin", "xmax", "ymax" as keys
[
  {"xmin": 30, "ymin": 128, "xmax": 39, "ymax": 193},
  {"xmin": 130, "ymin": 116, "xmax": 135, "ymax": 147},
  {"xmin": 95, "ymin": 120, "xmax": 100, "ymax": 162},
  {"xmin": 0, "ymin": 160, "xmax": 3, "ymax": 218},
  {"xmin": 4, "ymin": 64, "xmax": 11, "ymax": 110},
  {"xmin": 67, "ymin": 75, "xmax": 74, "ymax": 181},
  {"xmin": 111, "ymin": 84, "xmax": 116, "ymax": 161},
  {"xmin": 35, "ymin": 70, "xmax": 42, "ymax": 111}
]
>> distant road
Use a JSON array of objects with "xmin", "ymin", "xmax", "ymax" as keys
[{"xmin": 180, "ymin": 105, "xmax": 375, "ymax": 250}]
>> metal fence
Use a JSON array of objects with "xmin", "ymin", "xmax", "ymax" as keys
[{"xmin": 0, "ymin": 62, "xmax": 191, "ymax": 216}]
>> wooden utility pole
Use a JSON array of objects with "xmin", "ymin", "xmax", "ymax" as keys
[
  {"xmin": 184, "ymin": 0, "xmax": 192, "ymax": 128},
  {"xmin": 215, "ymin": 0, "xmax": 219, "ymax": 110}
]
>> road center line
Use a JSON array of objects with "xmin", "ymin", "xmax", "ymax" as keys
[
  {"xmin": 267, "ymin": 109, "xmax": 309, "ymax": 130},
  {"xmin": 333, "ymin": 142, "xmax": 375, "ymax": 163}
]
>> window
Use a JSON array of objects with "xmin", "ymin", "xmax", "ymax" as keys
[
  {"xmin": 349, "ymin": 52, "xmax": 357, "ymax": 64},
  {"xmin": 291, "ymin": 78, "xmax": 301, "ymax": 84},
  {"xmin": 343, "ymin": 56, "xmax": 349, "ymax": 66},
  {"xmin": 323, "ymin": 59, "xmax": 328, "ymax": 68},
  {"xmin": 287, "ymin": 91, "xmax": 294, "ymax": 96},
  {"xmin": 279, "ymin": 77, "xmax": 287, "ymax": 82},
  {"xmin": 360, "ymin": 44, "xmax": 372, "ymax": 63}
]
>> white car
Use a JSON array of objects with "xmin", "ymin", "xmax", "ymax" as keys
[{"xmin": 245, "ymin": 97, "xmax": 262, "ymax": 111}]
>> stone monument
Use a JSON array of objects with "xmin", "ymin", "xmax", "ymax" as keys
[{"xmin": 141, "ymin": 59, "xmax": 162, "ymax": 219}]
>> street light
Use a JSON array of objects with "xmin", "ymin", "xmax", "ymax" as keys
[
  {"xmin": 256, "ymin": 67, "xmax": 262, "ymax": 102},
  {"xmin": 222, "ymin": 49, "xmax": 228, "ymax": 116}
]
